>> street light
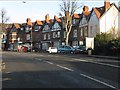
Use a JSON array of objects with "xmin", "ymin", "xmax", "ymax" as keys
[{"xmin": 22, "ymin": 1, "xmax": 33, "ymax": 52}]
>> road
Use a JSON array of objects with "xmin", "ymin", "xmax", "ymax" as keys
[{"xmin": 2, "ymin": 51, "xmax": 120, "ymax": 89}]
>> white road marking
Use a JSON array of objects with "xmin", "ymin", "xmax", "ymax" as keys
[
  {"xmin": 34, "ymin": 58, "xmax": 42, "ymax": 61},
  {"xmin": 74, "ymin": 59, "xmax": 88, "ymax": 62},
  {"xmin": 3, "ymin": 78, "xmax": 12, "ymax": 81},
  {"xmin": 39, "ymin": 55, "xmax": 43, "ymax": 56},
  {"xmin": 56, "ymin": 64, "xmax": 73, "ymax": 72},
  {"xmin": 5, "ymin": 72, "xmax": 11, "ymax": 74},
  {"xmin": 92, "ymin": 62, "xmax": 120, "ymax": 68},
  {"xmin": 74, "ymin": 59, "xmax": 120, "ymax": 68},
  {"xmin": 45, "ymin": 61, "xmax": 53, "ymax": 65},
  {"xmin": 80, "ymin": 73, "xmax": 117, "ymax": 89}
]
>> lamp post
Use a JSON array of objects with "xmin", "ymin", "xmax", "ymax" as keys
[{"xmin": 22, "ymin": 1, "xmax": 33, "ymax": 52}]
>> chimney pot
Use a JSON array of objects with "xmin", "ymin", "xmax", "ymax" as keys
[
  {"xmin": 83, "ymin": 6, "xmax": 89, "ymax": 12},
  {"xmin": 45, "ymin": 14, "xmax": 50, "ymax": 21},
  {"xmin": 104, "ymin": 1, "xmax": 110, "ymax": 11}
]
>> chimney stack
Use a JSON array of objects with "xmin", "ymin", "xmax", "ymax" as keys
[
  {"xmin": 26, "ymin": 18, "xmax": 31, "ymax": 22},
  {"xmin": 45, "ymin": 14, "xmax": 50, "ymax": 21},
  {"xmin": 104, "ymin": 1, "xmax": 110, "ymax": 11},
  {"xmin": 83, "ymin": 6, "xmax": 89, "ymax": 12}
]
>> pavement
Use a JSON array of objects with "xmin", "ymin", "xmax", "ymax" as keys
[
  {"xmin": 2, "ymin": 50, "xmax": 120, "ymax": 60},
  {"xmin": 83, "ymin": 54, "xmax": 120, "ymax": 60}
]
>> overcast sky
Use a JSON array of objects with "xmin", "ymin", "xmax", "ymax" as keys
[{"xmin": 0, "ymin": 0, "xmax": 119, "ymax": 23}]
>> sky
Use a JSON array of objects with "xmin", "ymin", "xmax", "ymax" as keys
[{"xmin": 0, "ymin": 0, "xmax": 119, "ymax": 23}]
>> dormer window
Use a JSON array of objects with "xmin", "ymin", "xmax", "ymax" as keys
[
  {"xmin": 44, "ymin": 25, "xmax": 49, "ymax": 30},
  {"xmin": 35, "ymin": 25, "xmax": 39, "ymax": 32},
  {"xmin": 52, "ymin": 22, "xmax": 60, "ymax": 30},
  {"xmin": 20, "ymin": 27, "xmax": 23, "ymax": 31},
  {"xmin": 26, "ymin": 26, "xmax": 29, "ymax": 32}
]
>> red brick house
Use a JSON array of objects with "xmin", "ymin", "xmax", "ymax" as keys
[
  {"xmin": 41, "ymin": 14, "xmax": 53, "ymax": 50},
  {"xmin": 9, "ymin": 23, "xmax": 20, "ymax": 50},
  {"xmin": 32, "ymin": 20, "xmax": 43, "ymax": 51}
]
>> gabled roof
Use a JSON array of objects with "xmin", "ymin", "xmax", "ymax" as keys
[
  {"xmin": 73, "ymin": 13, "xmax": 81, "ymax": 19},
  {"xmin": 35, "ymin": 20, "xmax": 43, "ymax": 25},
  {"xmin": 27, "ymin": 21, "xmax": 32, "ymax": 26},
  {"xmin": 82, "ymin": 11, "xmax": 91, "ymax": 22},
  {"xmin": 92, "ymin": 3, "xmax": 116, "ymax": 20},
  {"xmin": 93, "ymin": 6, "xmax": 105, "ymax": 20},
  {"xmin": 52, "ymin": 16, "xmax": 62, "ymax": 27},
  {"xmin": 42, "ymin": 19, "xmax": 54, "ymax": 30},
  {"xmin": 54, "ymin": 16, "xmax": 62, "ymax": 23},
  {"xmin": 13, "ymin": 23, "xmax": 20, "ymax": 29}
]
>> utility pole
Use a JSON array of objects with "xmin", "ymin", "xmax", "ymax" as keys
[{"xmin": 22, "ymin": 1, "xmax": 33, "ymax": 52}]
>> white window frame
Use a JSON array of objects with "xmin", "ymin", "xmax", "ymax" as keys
[
  {"xmin": 64, "ymin": 31, "xmax": 66, "ymax": 38},
  {"xmin": 35, "ymin": 25, "xmax": 39, "ymax": 32},
  {"xmin": 26, "ymin": 26, "xmax": 29, "ymax": 32},
  {"xmin": 48, "ymin": 33, "xmax": 50, "ymax": 39},
  {"xmin": 20, "ymin": 28, "xmax": 23, "ymax": 31},
  {"xmin": 26, "ymin": 34, "xmax": 30, "ymax": 40},
  {"xmin": 44, "ymin": 34, "xmax": 46, "ymax": 40},
  {"xmin": 80, "ymin": 28, "xmax": 83, "ymax": 37},
  {"xmin": 53, "ymin": 32, "xmax": 56, "ymax": 38},
  {"xmin": 73, "ymin": 29, "xmax": 77, "ymax": 37},
  {"xmin": 57, "ymin": 31, "xmax": 60, "ymax": 38}
]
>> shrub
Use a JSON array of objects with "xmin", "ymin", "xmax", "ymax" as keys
[{"xmin": 94, "ymin": 33, "xmax": 120, "ymax": 56}]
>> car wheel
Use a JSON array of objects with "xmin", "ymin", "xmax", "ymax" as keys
[
  {"xmin": 70, "ymin": 51, "xmax": 73, "ymax": 54},
  {"xmin": 58, "ymin": 51, "xmax": 61, "ymax": 53},
  {"xmin": 49, "ymin": 51, "xmax": 52, "ymax": 54}
]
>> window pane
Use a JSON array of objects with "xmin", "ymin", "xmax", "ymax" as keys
[
  {"xmin": 58, "ymin": 31, "xmax": 60, "ymax": 38},
  {"xmin": 73, "ymin": 30, "xmax": 77, "ymax": 37},
  {"xmin": 80, "ymin": 28, "xmax": 83, "ymax": 37}
]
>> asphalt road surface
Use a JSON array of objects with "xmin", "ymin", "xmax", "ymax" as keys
[{"xmin": 2, "ymin": 51, "xmax": 120, "ymax": 89}]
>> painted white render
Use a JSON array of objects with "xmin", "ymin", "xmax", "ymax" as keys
[
  {"xmin": 100, "ymin": 5, "xmax": 120, "ymax": 37},
  {"xmin": 88, "ymin": 11, "xmax": 99, "ymax": 37}
]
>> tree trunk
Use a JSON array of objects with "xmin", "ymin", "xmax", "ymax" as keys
[{"xmin": 66, "ymin": 32, "xmax": 69, "ymax": 46}]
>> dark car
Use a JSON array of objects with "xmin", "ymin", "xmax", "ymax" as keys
[
  {"xmin": 74, "ymin": 45, "xmax": 86, "ymax": 54},
  {"xmin": 58, "ymin": 45, "xmax": 75, "ymax": 53}
]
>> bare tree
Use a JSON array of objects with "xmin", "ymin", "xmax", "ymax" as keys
[
  {"xmin": 59, "ymin": 0, "xmax": 82, "ymax": 46},
  {"xmin": 0, "ymin": 8, "xmax": 10, "ymax": 33}
]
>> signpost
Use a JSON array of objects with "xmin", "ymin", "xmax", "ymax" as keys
[{"xmin": 86, "ymin": 37, "xmax": 94, "ymax": 55}]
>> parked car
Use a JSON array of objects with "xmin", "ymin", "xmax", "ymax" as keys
[
  {"xmin": 74, "ymin": 45, "xmax": 87, "ymax": 54},
  {"xmin": 58, "ymin": 45, "xmax": 75, "ymax": 53},
  {"xmin": 32, "ymin": 47, "xmax": 40, "ymax": 52},
  {"xmin": 47, "ymin": 47, "xmax": 58, "ymax": 53}
]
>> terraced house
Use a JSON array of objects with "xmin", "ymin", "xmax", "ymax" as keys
[{"xmin": 7, "ymin": 1, "xmax": 120, "ymax": 51}]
